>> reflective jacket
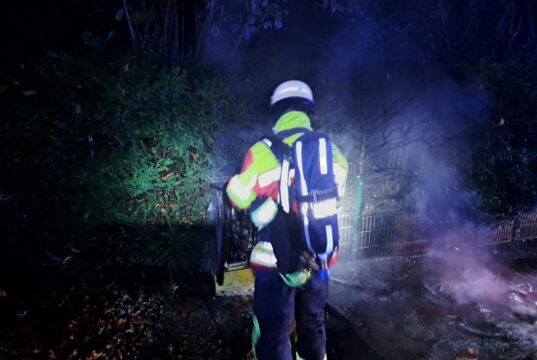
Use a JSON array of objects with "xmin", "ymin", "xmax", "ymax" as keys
[{"xmin": 226, "ymin": 111, "xmax": 349, "ymax": 231}]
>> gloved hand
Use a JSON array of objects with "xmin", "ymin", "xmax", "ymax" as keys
[{"xmin": 279, "ymin": 269, "xmax": 311, "ymax": 288}]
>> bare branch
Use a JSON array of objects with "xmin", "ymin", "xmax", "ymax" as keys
[
  {"xmin": 123, "ymin": 0, "xmax": 139, "ymax": 47},
  {"xmin": 196, "ymin": 0, "xmax": 215, "ymax": 60},
  {"xmin": 232, "ymin": 14, "xmax": 255, "ymax": 54}
]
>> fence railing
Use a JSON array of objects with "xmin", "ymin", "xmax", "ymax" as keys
[
  {"xmin": 338, "ymin": 211, "xmax": 537, "ymax": 260},
  {"xmin": 517, "ymin": 212, "xmax": 537, "ymax": 241}
]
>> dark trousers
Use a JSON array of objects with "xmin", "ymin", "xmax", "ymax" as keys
[{"xmin": 253, "ymin": 269, "xmax": 329, "ymax": 360}]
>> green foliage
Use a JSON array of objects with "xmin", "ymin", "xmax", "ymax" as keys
[
  {"xmin": 1, "ymin": 54, "xmax": 242, "ymax": 230},
  {"xmin": 0, "ymin": 52, "xmax": 250, "ymax": 276},
  {"xmin": 69, "ymin": 57, "xmax": 238, "ymax": 226}
]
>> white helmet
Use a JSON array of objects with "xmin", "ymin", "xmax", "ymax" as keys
[{"xmin": 270, "ymin": 80, "xmax": 314, "ymax": 106}]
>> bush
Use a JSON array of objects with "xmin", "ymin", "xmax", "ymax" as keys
[
  {"xmin": 70, "ymin": 59, "xmax": 238, "ymax": 226},
  {"xmin": 1, "ymin": 54, "xmax": 242, "ymax": 229}
]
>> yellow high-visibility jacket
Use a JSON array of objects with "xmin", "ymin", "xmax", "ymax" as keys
[{"xmin": 226, "ymin": 111, "xmax": 349, "ymax": 231}]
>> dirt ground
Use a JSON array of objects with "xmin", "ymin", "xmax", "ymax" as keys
[
  {"xmin": 0, "ymin": 281, "xmax": 372, "ymax": 360},
  {"xmin": 2, "ymin": 250, "xmax": 536, "ymax": 359},
  {"xmin": 204, "ymin": 289, "xmax": 376, "ymax": 360},
  {"xmin": 328, "ymin": 254, "xmax": 537, "ymax": 360}
]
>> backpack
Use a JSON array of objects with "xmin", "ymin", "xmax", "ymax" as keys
[{"xmin": 264, "ymin": 129, "xmax": 340, "ymax": 265}]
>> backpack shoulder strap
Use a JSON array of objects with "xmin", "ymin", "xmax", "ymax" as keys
[
  {"xmin": 261, "ymin": 135, "xmax": 290, "ymax": 163},
  {"xmin": 262, "ymin": 127, "xmax": 311, "ymax": 159},
  {"xmin": 260, "ymin": 130, "xmax": 303, "ymax": 214}
]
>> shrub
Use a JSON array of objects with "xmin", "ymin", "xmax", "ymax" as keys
[{"xmin": 70, "ymin": 57, "xmax": 240, "ymax": 227}]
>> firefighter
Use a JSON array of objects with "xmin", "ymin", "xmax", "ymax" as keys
[{"xmin": 226, "ymin": 80, "xmax": 348, "ymax": 360}]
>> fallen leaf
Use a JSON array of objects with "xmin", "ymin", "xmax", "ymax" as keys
[
  {"xmin": 190, "ymin": 151, "xmax": 199, "ymax": 162},
  {"xmin": 0, "ymin": 288, "xmax": 6, "ymax": 298},
  {"xmin": 68, "ymin": 320, "xmax": 79, "ymax": 331},
  {"xmin": 67, "ymin": 349, "xmax": 78, "ymax": 360},
  {"xmin": 75, "ymin": 104, "xmax": 82, "ymax": 114},
  {"xmin": 88, "ymin": 350, "xmax": 103, "ymax": 360},
  {"xmin": 132, "ymin": 317, "xmax": 153, "ymax": 325},
  {"xmin": 468, "ymin": 347, "xmax": 479, "ymax": 355},
  {"xmin": 104, "ymin": 307, "xmax": 115, "ymax": 315},
  {"xmin": 23, "ymin": 90, "xmax": 37, "ymax": 96},
  {"xmin": 160, "ymin": 172, "xmax": 175, "ymax": 182},
  {"xmin": 123, "ymin": 63, "xmax": 129, "ymax": 72}
]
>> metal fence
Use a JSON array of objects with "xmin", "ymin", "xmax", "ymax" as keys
[
  {"xmin": 337, "ymin": 212, "xmax": 354, "ymax": 256},
  {"xmin": 517, "ymin": 212, "xmax": 537, "ymax": 241},
  {"xmin": 338, "ymin": 211, "xmax": 426, "ymax": 259},
  {"xmin": 338, "ymin": 211, "xmax": 537, "ymax": 260}
]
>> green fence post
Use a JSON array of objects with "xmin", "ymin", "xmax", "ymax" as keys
[{"xmin": 353, "ymin": 175, "xmax": 364, "ymax": 261}]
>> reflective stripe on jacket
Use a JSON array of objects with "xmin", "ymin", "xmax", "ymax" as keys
[{"xmin": 226, "ymin": 111, "xmax": 349, "ymax": 230}]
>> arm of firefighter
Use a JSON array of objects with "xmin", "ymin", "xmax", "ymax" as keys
[
  {"xmin": 226, "ymin": 172, "xmax": 256, "ymax": 210},
  {"xmin": 226, "ymin": 141, "xmax": 280, "ymax": 210},
  {"xmin": 332, "ymin": 143, "xmax": 349, "ymax": 199}
]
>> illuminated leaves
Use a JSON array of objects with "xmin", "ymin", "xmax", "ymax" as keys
[{"xmin": 68, "ymin": 60, "xmax": 239, "ymax": 227}]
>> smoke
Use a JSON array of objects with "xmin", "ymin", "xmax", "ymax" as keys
[
  {"xmin": 208, "ymin": 3, "xmax": 535, "ymax": 306},
  {"xmin": 409, "ymin": 154, "xmax": 475, "ymax": 224},
  {"xmin": 208, "ymin": 1, "xmax": 497, "ymax": 227},
  {"xmin": 203, "ymin": 4, "xmax": 537, "ymax": 354},
  {"xmin": 277, "ymin": 5, "xmax": 537, "ymax": 316},
  {"xmin": 424, "ymin": 223, "xmax": 507, "ymax": 304},
  {"xmin": 413, "ymin": 144, "xmax": 536, "ymax": 311}
]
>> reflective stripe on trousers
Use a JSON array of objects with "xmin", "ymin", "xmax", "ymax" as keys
[
  {"xmin": 249, "ymin": 241, "xmax": 278, "ymax": 269},
  {"xmin": 252, "ymin": 269, "xmax": 329, "ymax": 360}
]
